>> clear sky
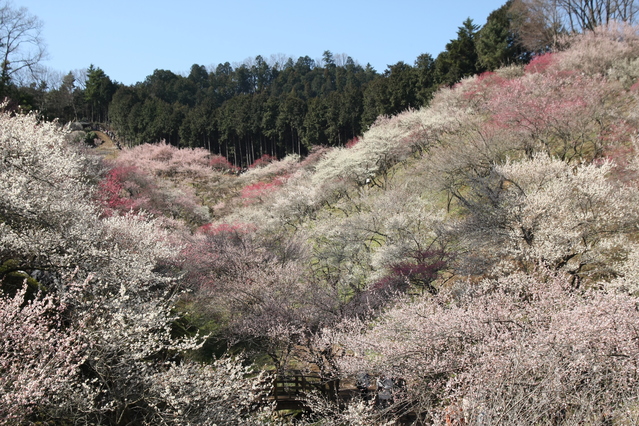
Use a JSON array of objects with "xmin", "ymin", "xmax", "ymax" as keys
[{"xmin": 24, "ymin": 0, "xmax": 508, "ymax": 86}]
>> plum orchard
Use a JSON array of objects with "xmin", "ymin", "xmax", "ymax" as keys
[{"xmin": 4, "ymin": 22, "xmax": 639, "ymax": 425}]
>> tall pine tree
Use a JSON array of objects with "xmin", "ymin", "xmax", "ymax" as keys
[
  {"xmin": 476, "ymin": 0, "xmax": 532, "ymax": 70},
  {"xmin": 434, "ymin": 18, "xmax": 483, "ymax": 86}
]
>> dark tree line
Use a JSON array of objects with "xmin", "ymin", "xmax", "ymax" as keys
[
  {"xmin": 103, "ymin": 1, "xmax": 531, "ymax": 167},
  {"xmin": 109, "ymin": 53, "xmax": 384, "ymax": 165},
  {"xmin": 7, "ymin": 64, "xmax": 117, "ymax": 126},
  {"xmin": 8, "ymin": 1, "xmax": 535, "ymax": 166}
]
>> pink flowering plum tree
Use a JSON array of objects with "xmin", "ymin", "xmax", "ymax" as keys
[
  {"xmin": 209, "ymin": 153, "xmax": 240, "ymax": 174},
  {"xmin": 328, "ymin": 270, "xmax": 639, "ymax": 424},
  {"xmin": 99, "ymin": 143, "xmax": 213, "ymax": 225},
  {"xmin": 248, "ymin": 153, "xmax": 276, "ymax": 169}
]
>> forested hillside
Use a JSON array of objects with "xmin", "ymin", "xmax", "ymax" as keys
[
  {"xmin": 3, "ymin": 0, "xmax": 639, "ymax": 424},
  {"xmin": 92, "ymin": 4, "xmax": 530, "ymax": 168},
  {"xmin": 7, "ymin": 0, "xmax": 535, "ymax": 168}
]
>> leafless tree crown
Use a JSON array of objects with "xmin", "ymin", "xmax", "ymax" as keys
[
  {"xmin": 512, "ymin": 0, "xmax": 638, "ymax": 51},
  {"xmin": 0, "ymin": 1, "xmax": 47, "ymax": 84}
]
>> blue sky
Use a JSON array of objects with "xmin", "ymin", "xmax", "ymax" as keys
[{"xmin": 25, "ymin": 0, "xmax": 508, "ymax": 85}]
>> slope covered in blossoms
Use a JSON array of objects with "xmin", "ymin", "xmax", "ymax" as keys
[
  {"xmin": 0, "ymin": 112, "xmax": 271, "ymax": 424},
  {"xmin": 193, "ymin": 23, "xmax": 639, "ymax": 424},
  {"xmin": 2, "ymin": 23, "xmax": 639, "ymax": 425}
]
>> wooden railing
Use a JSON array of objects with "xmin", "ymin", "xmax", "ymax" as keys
[{"xmin": 271, "ymin": 370, "xmax": 340, "ymax": 410}]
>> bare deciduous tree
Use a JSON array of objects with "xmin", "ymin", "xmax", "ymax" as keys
[
  {"xmin": 0, "ymin": 1, "xmax": 47, "ymax": 87},
  {"xmin": 511, "ymin": 0, "xmax": 638, "ymax": 52},
  {"xmin": 558, "ymin": 0, "xmax": 639, "ymax": 30},
  {"xmin": 511, "ymin": 0, "xmax": 566, "ymax": 51}
]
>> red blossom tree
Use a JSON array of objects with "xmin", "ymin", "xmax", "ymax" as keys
[
  {"xmin": 209, "ymin": 154, "xmax": 240, "ymax": 174},
  {"xmin": 523, "ymin": 52, "xmax": 556, "ymax": 73},
  {"xmin": 248, "ymin": 154, "xmax": 276, "ymax": 169},
  {"xmin": 96, "ymin": 165, "xmax": 139, "ymax": 215},
  {"xmin": 345, "ymin": 136, "xmax": 360, "ymax": 148},
  {"xmin": 239, "ymin": 178, "xmax": 286, "ymax": 204}
]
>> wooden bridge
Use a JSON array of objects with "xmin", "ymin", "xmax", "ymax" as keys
[
  {"xmin": 270, "ymin": 371, "xmax": 418, "ymax": 423},
  {"xmin": 270, "ymin": 370, "xmax": 342, "ymax": 411}
]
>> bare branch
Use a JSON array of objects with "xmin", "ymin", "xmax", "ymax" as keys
[{"xmin": 0, "ymin": 2, "xmax": 47, "ymax": 85}]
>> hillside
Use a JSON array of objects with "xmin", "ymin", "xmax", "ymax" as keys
[
  {"xmin": 186, "ymin": 23, "xmax": 639, "ymax": 424},
  {"xmin": 2, "ymin": 23, "xmax": 639, "ymax": 425}
]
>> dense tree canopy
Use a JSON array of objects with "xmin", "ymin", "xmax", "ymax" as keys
[
  {"xmin": 435, "ymin": 18, "xmax": 485, "ymax": 86},
  {"xmin": 477, "ymin": 0, "xmax": 532, "ymax": 68}
]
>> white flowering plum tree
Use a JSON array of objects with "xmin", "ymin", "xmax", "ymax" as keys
[
  {"xmin": 0, "ymin": 110, "xmax": 272, "ymax": 424},
  {"xmin": 458, "ymin": 154, "xmax": 639, "ymax": 281},
  {"xmin": 0, "ymin": 285, "xmax": 86, "ymax": 423}
]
